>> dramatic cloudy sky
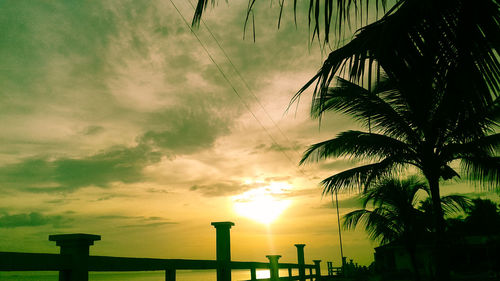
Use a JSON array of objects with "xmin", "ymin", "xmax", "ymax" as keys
[{"xmin": 0, "ymin": 0, "xmax": 497, "ymax": 267}]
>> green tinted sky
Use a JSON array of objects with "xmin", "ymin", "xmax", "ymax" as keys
[{"xmin": 0, "ymin": 0, "xmax": 496, "ymax": 266}]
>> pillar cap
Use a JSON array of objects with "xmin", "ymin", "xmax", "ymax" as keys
[
  {"xmin": 49, "ymin": 233, "xmax": 101, "ymax": 246},
  {"xmin": 266, "ymin": 255, "xmax": 282, "ymax": 259},
  {"xmin": 295, "ymin": 244, "xmax": 306, "ymax": 247},
  {"xmin": 211, "ymin": 221, "xmax": 235, "ymax": 228}
]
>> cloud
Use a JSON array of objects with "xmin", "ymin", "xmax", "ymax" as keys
[
  {"xmin": 96, "ymin": 214, "xmax": 178, "ymax": 228},
  {"xmin": 119, "ymin": 222, "xmax": 178, "ymax": 228},
  {"xmin": 0, "ymin": 2, "xmax": 114, "ymax": 97},
  {"xmin": 264, "ymin": 176, "xmax": 292, "ymax": 182},
  {"xmin": 0, "ymin": 144, "xmax": 161, "ymax": 192},
  {"xmin": 281, "ymin": 187, "xmax": 321, "ymax": 198},
  {"xmin": 82, "ymin": 126, "xmax": 105, "ymax": 136},
  {"xmin": 254, "ymin": 142, "xmax": 303, "ymax": 153},
  {"xmin": 319, "ymin": 195, "xmax": 363, "ymax": 209},
  {"xmin": 190, "ymin": 181, "xmax": 258, "ymax": 197},
  {"xmin": 0, "ymin": 212, "xmax": 69, "ymax": 228},
  {"xmin": 146, "ymin": 188, "xmax": 170, "ymax": 194},
  {"xmin": 139, "ymin": 106, "xmax": 232, "ymax": 153},
  {"xmin": 0, "ymin": 101, "xmax": 234, "ymax": 193}
]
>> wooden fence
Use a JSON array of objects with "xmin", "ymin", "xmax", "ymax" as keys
[{"xmin": 0, "ymin": 221, "xmax": 333, "ymax": 281}]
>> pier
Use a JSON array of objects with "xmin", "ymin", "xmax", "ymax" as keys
[{"xmin": 0, "ymin": 221, "xmax": 341, "ymax": 281}]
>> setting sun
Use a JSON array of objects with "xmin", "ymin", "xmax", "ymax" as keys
[{"xmin": 232, "ymin": 182, "xmax": 292, "ymax": 224}]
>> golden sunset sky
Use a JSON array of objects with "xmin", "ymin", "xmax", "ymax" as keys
[{"xmin": 0, "ymin": 0, "xmax": 497, "ymax": 267}]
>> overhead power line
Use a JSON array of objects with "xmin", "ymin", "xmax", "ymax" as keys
[
  {"xmin": 184, "ymin": 0, "xmax": 304, "ymax": 161},
  {"xmin": 168, "ymin": 0, "xmax": 303, "ymax": 171}
]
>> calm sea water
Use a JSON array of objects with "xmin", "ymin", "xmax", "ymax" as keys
[{"xmin": 0, "ymin": 269, "xmax": 296, "ymax": 281}]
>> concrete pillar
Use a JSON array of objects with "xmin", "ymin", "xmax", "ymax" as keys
[
  {"xmin": 313, "ymin": 260, "xmax": 321, "ymax": 279},
  {"xmin": 295, "ymin": 244, "xmax": 306, "ymax": 281},
  {"xmin": 266, "ymin": 255, "xmax": 281, "ymax": 281},
  {"xmin": 49, "ymin": 234, "xmax": 101, "ymax": 281},
  {"xmin": 165, "ymin": 268, "xmax": 176, "ymax": 281},
  {"xmin": 211, "ymin": 222, "xmax": 234, "ymax": 281}
]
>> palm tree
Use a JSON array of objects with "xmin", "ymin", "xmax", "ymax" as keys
[
  {"xmin": 299, "ymin": 76, "xmax": 499, "ymax": 279},
  {"xmin": 343, "ymin": 177, "xmax": 470, "ymax": 281},
  {"xmin": 192, "ymin": 1, "xmax": 500, "ymax": 279},
  {"xmin": 344, "ymin": 177, "xmax": 427, "ymax": 280}
]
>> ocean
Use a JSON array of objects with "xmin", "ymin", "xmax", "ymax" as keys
[{"xmin": 0, "ymin": 269, "xmax": 296, "ymax": 281}]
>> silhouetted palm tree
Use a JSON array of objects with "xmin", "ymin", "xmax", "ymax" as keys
[
  {"xmin": 192, "ymin": 1, "xmax": 500, "ymax": 279},
  {"xmin": 300, "ymin": 76, "xmax": 498, "ymax": 279},
  {"xmin": 344, "ymin": 177, "xmax": 470, "ymax": 281},
  {"xmin": 344, "ymin": 177, "xmax": 427, "ymax": 280}
]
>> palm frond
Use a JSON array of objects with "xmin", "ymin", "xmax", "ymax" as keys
[
  {"xmin": 343, "ymin": 209, "xmax": 371, "ymax": 230},
  {"xmin": 366, "ymin": 207, "xmax": 402, "ymax": 244},
  {"xmin": 420, "ymin": 195, "xmax": 472, "ymax": 218},
  {"xmin": 192, "ymin": 0, "xmax": 216, "ymax": 27},
  {"xmin": 460, "ymin": 156, "xmax": 500, "ymax": 188},
  {"xmin": 362, "ymin": 177, "xmax": 427, "ymax": 209},
  {"xmin": 320, "ymin": 157, "xmax": 405, "ymax": 193},
  {"xmin": 309, "ymin": 77, "xmax": 420, "ymax": 141},
  {"xmin": 436, "ymin": 97, "xmax": 499, "ymax": 146},
  {"xmin": 342, "ymin": 208, "xmax": 400, "ymax": 244},
  {"xmin": 192, "ymin": 0, "xmax": 397, "ymax": 43},
  {"xmin": 300, "ymin": 130, "xmax": 415, "ymax": 165},
  {"xmin": 440, "ymin": 195, "xmax": 472, "ymax": 216},
  {"xmin": 294, "ymin": 0, "xmax": 500, "ymax": 114},
  {"xmin": 441, "ymin": 133, "xmax": 500, "ymax": 163}
]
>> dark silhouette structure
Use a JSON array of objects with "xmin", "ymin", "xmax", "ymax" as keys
[
  {"xmin": 49, "ymin": 234, "xmax": 101, "ymax": 281},
  {"xmin": 0, "ymin": 221, "xmax": 335, "ymax": 281}
]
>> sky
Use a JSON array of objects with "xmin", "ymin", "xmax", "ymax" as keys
[{"xmin": 0, "ymin": 0, "xmax": 497, "ymax": 268}]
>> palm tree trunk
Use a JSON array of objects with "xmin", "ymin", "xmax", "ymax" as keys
[{"xmin": 428, "ymin": 176, "xmax": 450, "ymax": 281}]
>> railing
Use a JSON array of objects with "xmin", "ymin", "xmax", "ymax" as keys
[
  {"xmin": 327, "ymin": 261, "xmax": 342, "ymax": 276},
  {"xmin": 0, "ymin": 221, "xmax": 330, "ymax": 281}
]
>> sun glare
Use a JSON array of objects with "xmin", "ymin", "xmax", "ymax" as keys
[{"xmin": 232, "ymin": 182, "xmax": 292, "ymax": 225}]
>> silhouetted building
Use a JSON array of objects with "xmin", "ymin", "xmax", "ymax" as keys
[
  {"xmin": 374, "ymin": 241, "xmax": 434, "ymax": 277},
  {"xmin": 374, "ymin": 234, "xmax": 500, "ymax": 278}
]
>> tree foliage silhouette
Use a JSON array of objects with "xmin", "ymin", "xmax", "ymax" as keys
[
  {"xmin": 446, "ymin": 198, "xmax": 500, "ymax": 236},
  {"xmin": 343, "ymin": 177, "xmax": 470, "ymax": 280},
  {"xmin": 192, "ymin": 1, "xmax": 500, "ymax": 279},
  {"xmin": 299, "ymin": 76, "xmax": 498, "ymax": 279}
]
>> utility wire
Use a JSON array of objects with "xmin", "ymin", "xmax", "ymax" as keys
[
  {"xmin": 168, "ymin": 0, "xmax": 300, "ymax": 169},
  {"xmin": 182, "ymin": 3, "xmax": 347, "ymax": 262},
  {"xmin": 185, "ymin": 0, "xmax": 305, "ymax": 161}
]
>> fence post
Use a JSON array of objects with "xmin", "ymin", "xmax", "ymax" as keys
[
  {"xmin": 266, "ymin": 255, "xmax": 281, "ymax": 281},
  {"xmin": 211, "ymin": 222, "xmax": 234, "ymax": 281},
  {"xmin": 250, "ymin": 267, "xmax": 257, "ymax": 281},
  {"xmin": 313, "ymin": 260, "xmax": 321, "ymax": 279},
  {"xmin": 165, "ymin": 268, "xmax": 176, "ymax": 281},
  {"xmin": 327, "ymin": 261, "xmax": 333, "ymax": 276},
  {"xmin": 49, "ymin": 234, "xmax": 101, "ymax": 281},
  {"xmin": 295, "ymin": 244, "xmax": 306, "ymax": 281}
]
